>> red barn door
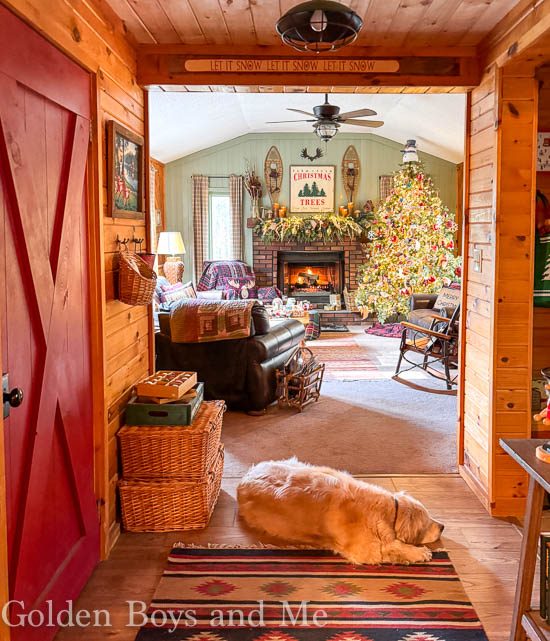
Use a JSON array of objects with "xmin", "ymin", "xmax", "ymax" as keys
[{"xmin": 0, "ymin": 6, "xmax": 99, "ymax": 640}]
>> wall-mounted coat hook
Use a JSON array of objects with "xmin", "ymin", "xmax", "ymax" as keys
[
  {"xmin": 133, "ymin": 237, "xmax": 145, "ymax": 252},
  {"xmin": 116, "ymin": 234, "xmax": 131, "ymax": 249}
]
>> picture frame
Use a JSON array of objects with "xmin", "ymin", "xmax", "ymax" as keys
[
  {"xmin": 289, "ymin": 165, "xmax": 335, "ymax": 214},
  {"xmin": 107, "ymin": 120, "xmax": 145, "ymax": 219},
  {"xmin": 538, "ymin": 131, "xmax": 550, "ymax": 173}
]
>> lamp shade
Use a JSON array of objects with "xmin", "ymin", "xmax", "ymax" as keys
[{"xmin": 157, "ymin": 231, "xmax": 186, "ymax": 255}]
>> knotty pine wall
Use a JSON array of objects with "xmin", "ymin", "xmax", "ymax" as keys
[
  {"xmin": 461, "ymin": 68, "xmax": 497, "ymax": 509},
  {"xmin": 533, "ymin": 67, "xmax": 550, "ymax": 433},
  {"xmin": 461, "ymin": 63, "xmax": 537, "ymax": 516},
  {"xmin": 1, "ymin": 0, "xmax": 152, "ymax": 554}
]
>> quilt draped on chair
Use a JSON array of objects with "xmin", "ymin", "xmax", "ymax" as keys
[{"xmin": 192, "ymin": 175, "xmax": 209, "ymax": 280}]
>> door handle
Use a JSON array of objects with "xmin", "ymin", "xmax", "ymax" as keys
[
  {"xmin": 4, "ymin": 387, "xmax": 23, "ymax": 408},
  {"xmin": 2, "ymin": 373, "xmax": 23, "ymax": 418}
]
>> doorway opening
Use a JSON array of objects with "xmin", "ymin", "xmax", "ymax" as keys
[{"xmin": 150, "ymin": 87, "xmax": 465, "ymax": 477}]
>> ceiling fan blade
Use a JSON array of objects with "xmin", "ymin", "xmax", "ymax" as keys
[
  {"xmin": 287, "ymin": 108, "xmax": 316, "ymax": 117},
  {"xmin": 341, "ymin": 118, "xmax": 384, "ymax": 128},
  {"xmin": 265, "ymin": 119, "xmax": 316, "ymax": 123},
  {"xmin": 338, "ymin": 108, "xmax": 377, "ymax": 119}
]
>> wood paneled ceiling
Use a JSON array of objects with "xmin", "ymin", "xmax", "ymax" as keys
[{"xmin": 105, "ymin": 0, "xmax": 522, "ymax": 48}]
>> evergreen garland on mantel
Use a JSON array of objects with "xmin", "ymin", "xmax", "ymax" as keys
[{"xmin": 254, "ymin": 214, "xmax": 372, "ymax": 245}]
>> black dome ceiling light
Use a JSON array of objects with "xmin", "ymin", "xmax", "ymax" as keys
[{"xmin": 276, "ymin": 0, "xmax": 363, "ymax": 53}]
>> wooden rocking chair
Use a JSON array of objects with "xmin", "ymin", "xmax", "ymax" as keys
[{"xmin": 393, "ymin": 305, "xmax": 460, "ymax": 395}]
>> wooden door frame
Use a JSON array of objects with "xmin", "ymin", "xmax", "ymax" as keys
[
  {"xmin": 88, "ymin": 72, "xmax": 109, "ymax": 559},
  {"xmin": 0, "ymin": 335, "xmax": 10, "ymax": 640}
]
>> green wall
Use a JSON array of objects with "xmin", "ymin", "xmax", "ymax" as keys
[{"xmin": 165, "ymin": 132, "xmax": 458, "ymax": 277}]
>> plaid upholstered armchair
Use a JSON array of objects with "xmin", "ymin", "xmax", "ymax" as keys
[{"xmin": 197, "ymin": 260, "xmax": 282, "ymax": 302}]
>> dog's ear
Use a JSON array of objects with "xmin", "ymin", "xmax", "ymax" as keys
[{"xmin": 395, "ymin": 495, "xmax": 423, "ymax": 544}]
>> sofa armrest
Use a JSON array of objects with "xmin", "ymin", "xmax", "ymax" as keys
[
  {"xmin": 410, "ymin": 293, "xmax": 438, "ymax": 311},
  {"xmin": 248, "ymin": 320, "xmax": 305, "ymax": 362}
]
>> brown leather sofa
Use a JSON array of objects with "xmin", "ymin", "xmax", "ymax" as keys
[{"xmin": 155, "ymin": 305, "xmax": 305, "ymax": 412}]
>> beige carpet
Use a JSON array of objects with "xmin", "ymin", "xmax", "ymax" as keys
[{"xmin": 223, "ymin": 330, "xmax": 457, "ymax": 476}]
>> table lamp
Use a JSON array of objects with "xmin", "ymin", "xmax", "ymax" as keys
[{"xmin": 157, "ymin": 231, "xmax": 186, "ymax": 284}]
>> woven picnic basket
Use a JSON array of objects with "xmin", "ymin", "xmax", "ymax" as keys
[
  {"xmin": 118, "ymin": 250, "xmax": 157, "ymax": 305},
  {"xmin": 118, "ymin": 400, "xmax": 225, "ymax": 480},
  {"xmin": 118, "ymin": 444, "xmax": 224, "ymax": 532}
]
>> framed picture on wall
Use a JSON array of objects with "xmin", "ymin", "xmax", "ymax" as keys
[
  {"xmin": 289, "ymin": 165, "xmax": 335, "ymax": 213},
  {"xmin": 107, "ymin": 120, "xmax": 145, "ymax": 219},
  {"xmin": 538, "ymin": 131, "xmax": 550, "ymax": 173}
]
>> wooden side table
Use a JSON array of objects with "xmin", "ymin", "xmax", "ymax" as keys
[{"xmin": 500, "ymin": 438, "xmax": 550, "ymax": 641}]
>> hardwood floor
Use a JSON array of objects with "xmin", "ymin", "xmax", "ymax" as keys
[{"xmin": 54, "ymin": 474, "xmax": 532, "ymax": 641}]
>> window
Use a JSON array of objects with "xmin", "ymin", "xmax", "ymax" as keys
[{"xmin": 208, "ymin": 192, "xmax": 232, "ymax": 260}]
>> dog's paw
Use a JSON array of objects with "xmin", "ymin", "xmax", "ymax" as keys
[{"xmin": 417, "ymin": 546, "xmax": 432, "ymax": 563}]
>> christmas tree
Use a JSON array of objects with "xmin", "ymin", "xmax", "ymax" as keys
[{"xmin": 355, "ymin": 161, "xmax": 461, "ymax": 322}]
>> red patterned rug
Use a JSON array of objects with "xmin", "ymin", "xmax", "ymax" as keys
[
  {"xmin": 135, "ymin": 546, "xmax": 488, "ymax": 641},
  {"xmin": 365, "ymin": 323, "xmax": 403, "ymax": 338},
  {"xmin": 307, "ymin": 333, "xmax": 377, "ymax": 380}
]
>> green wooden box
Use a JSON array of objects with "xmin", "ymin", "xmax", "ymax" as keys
[{"xmin": 125, "ymin": 383, "xmax": 204, "ymax": 426}]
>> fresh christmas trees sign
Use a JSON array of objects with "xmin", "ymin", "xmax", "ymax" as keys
[
  {"xmin": 355, "ymin": 161, "xmax": 461, "ymax": 322},
  {"xmin": 290, "ymin": 165, "xmax": 335, "ymax": 213}
]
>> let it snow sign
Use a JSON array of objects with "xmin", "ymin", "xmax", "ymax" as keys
[{"xmin": 290, "ymin": 165, "xmax": 335, "ymax": 214}]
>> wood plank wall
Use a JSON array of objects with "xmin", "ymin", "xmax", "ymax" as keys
[
  {"xmin": 1, "ymin": 0, "xmax": 151, "ymax": 554},
  {"xmin": 533, "ymin": 67, "xmax": 550, "ymax": 434},
  {"xmin": 460, "ymin": 67, "xmax": 498, "ymax": 510},
  {"xmin": 491, "ymin": 63, "xmax": 537, "ymax": 516},
  {"xmin": 460, "ymin": 62, "xmax": 538, "ymax": 516}
]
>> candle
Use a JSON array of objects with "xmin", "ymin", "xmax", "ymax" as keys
[
  {"xmin": 339, "ymin": 206, "xmax": 346, "ymax": 216},
  {"xmin": 280, "ymin": 206, "xmax": 287, "ymax": 217},
  {"xmin": 347, "ymin": 202, "xmax": 354, "ymax": 215}
]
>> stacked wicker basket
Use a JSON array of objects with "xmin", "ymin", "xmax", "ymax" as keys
[{"xmin": 117, "ymin": 371, "xmax": 225, "ymax": 532}]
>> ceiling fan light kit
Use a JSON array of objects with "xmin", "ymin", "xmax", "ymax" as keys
[
  {"xmin": 276, "ymin": 0, "xmax": 363, "ymax": 53},
  {"xmin": 266, "ymin": 94, "xmax": 384, "ymax": 143}
]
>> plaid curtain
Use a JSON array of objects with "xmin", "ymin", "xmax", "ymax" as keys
[
  {"xmin": 192, "ymin": 175, "xmax": 209, "ymax": 280},
  {"xmin": 229, "ymin": 174, "xmax": 243, "ymax": 261}
]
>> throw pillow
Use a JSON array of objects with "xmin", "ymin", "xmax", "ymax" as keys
[
  {"xmin": 180, "ymin": 280, "xmax": 197, "ymax": 298},
  {"xmin": 434, "ymin": 286, "xmax": 461, "ymax": 310},
  {"xmin": 225, "ymin": 281, "xmax": 257, "ymax": 300},
  {"xmin": 161, "ymin": 280, "xmax": 197, "ymax": 305},
  {"xmin": 160, "ymin": 283, "xmax": 187, "ymax": 304},
  {"xmin": 258, "ymin": 286, "xmax": 283, "ymax": 302}
]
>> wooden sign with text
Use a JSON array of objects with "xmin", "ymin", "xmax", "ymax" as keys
[{"xmin": 184, "ymin": 58, "xmax": 400, "ymax": 74}]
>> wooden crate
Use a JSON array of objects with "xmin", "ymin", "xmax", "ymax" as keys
[
  {"xmin": 125, "ymin": 383, "xmax": 204, "ymax": 426},
  {"xmin": 118, "ymin": 445, "xmax": 224, "ymax": 532},
  {"xmin": 118, "ymin": 399, "xmax": 225, "ymax": 480},
  {"xmin": 135, "ymin": 370, "xmax": 197, "ymax": 400}
]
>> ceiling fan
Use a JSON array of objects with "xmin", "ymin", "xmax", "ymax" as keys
[{"xmin": 266, "ymin": 93, "xmax": 384, "ymax": 142}]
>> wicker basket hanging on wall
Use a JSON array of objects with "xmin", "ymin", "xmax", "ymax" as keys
[{"xmin": 118, "ymin": 250, "xmax": 157, "ymax": 305}]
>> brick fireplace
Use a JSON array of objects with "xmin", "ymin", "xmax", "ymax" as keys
[{"xmin": 252, "ymin": 236, "xmax": 366, "ymax": 313}]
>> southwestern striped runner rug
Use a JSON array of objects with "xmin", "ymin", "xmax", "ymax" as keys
[{"xmin": 135, "ymin": 546, "xmax": 489, "ymax": 641}]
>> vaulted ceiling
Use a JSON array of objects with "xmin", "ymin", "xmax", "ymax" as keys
[
  {"xmin": 105, "ymin": 0, "xmax": 522, "ymax": 48},
  {"xmin": 149, "ymin": 91, "xmax": 465, "ymax": 163}
]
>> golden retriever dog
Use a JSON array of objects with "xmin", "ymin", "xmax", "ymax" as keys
[{"xmin": 237, "ymin": 458, "xmax": 444, "ymax": 565}]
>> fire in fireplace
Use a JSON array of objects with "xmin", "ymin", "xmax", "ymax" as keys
[
  {"xmin": 277, "ymin": 251, "xmax": 344, "ymax": 303},
  {"xmin": 289, "ymin": 265, "xmax": 335, "ymax": 294}
]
